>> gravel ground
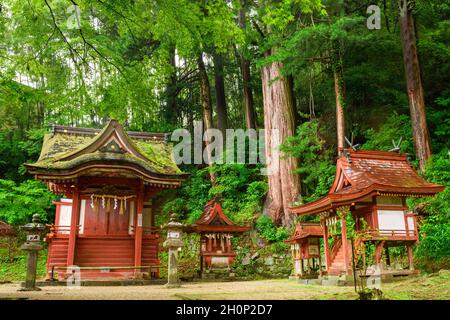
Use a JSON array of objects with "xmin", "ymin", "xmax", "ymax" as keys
[
  {"xmin": 1, "ymin": 274, "xmax": 448, "ymax": 300},
  {"xmin": 0, "ymin": 279, "xmax": 356, "ymax": 300}
]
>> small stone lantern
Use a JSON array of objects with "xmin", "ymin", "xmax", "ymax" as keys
[
  {"xmin": 19, "ymin": 214, "xmax": 46, "ymax": 291},
  {"xmin": 163, "ymin": 213, "xmax": 184, "ymax": 288}
]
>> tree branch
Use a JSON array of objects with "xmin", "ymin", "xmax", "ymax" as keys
[{"xmin": 69, "ymin": 0, "xmax": 125, "ymax": 77}]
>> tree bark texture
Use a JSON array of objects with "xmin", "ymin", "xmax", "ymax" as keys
[
  {"xmin": 261, "ymin": 49, "xmax": 301, "ymax": 226},
  {"xmin": 399, "ymin": 0, "xmax": 432, "ymax": 171},
  {"xmin": 238, "ymin": 0, "xmax": 257, "ymax": 129},
  {"xmin": 332, "ymin": 42, "xmax": 346, "ymax": 151},
  {"xmin": 165, "ymin": 46, "xmax": 178, "ymax": 125},
  {"xmin": 197, "ymin": 54, "xmax": 216, "ymax": 184},
  {"xmin": 213, "ymin": 53, "xmax": 228, "ymax": 134}
]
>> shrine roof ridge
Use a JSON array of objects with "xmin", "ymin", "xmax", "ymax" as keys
[
  {"xmin": 25, "ymin": 119, "xmax": 188, "ymax": 184},
  {"xmin": 289, "ymin": 147, "xmax": 445, "ymax": 216},
  {"xmin": 50, "ymin": 123, "xmax": 168, "ymax": 141}
]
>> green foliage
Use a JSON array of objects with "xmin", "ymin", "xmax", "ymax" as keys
[
  {"xmin": 281, "ymin": 119, "xmax": 335, "ymax": 202},
  {"xmin": 362, "ymin": 112, "xmax": 415, "ymax": 155},
  {"xmin": 163, "ymin": 163, "xmax": 267, "ymax": 225},
  {"xmin": 270, "ymin": 241, "xmax": 289, "ymax": 254},
  {"xmin": 256, "ymin": 215, "xmax": 288, "ymax": 242},
  {"xmin": 0, "ymin": 179, "xmax": 56, "ymax": 225},
  {"xmin": 0, "ymin": 129, "xmax": 46, "ymax": 180},
  {"xmin": 0, "ymin": 248, "xmax": 48, "ymax": 282},
  {"xmin": 428, "ymin": 90, "xmax": 450, "ymax": 151},
  {"xmin": 408, "ymin": 150, "xmax": 450, "ymax": 270},
  {"xmin": 0, "ymin": 0, "xmax": 449, "ymax": 276}
]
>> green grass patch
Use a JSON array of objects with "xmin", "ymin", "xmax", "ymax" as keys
[{"xmin": 0, "ymin": 248, "xmax": 47, "ymax": 282}]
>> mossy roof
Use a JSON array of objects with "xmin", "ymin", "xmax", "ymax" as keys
[{"xmin": 26, "ymin": 121, "xmax": 184, "ymax": 177}]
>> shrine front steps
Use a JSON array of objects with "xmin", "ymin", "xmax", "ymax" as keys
[
  {"xmin": 201, "ymin": 268, "xmax": 236, "ymax": 280},
  {"xmin": 293, "ymin": 270, "xmax": 419, "ymax": 287},
  {"xmin": 327, "ymin": 242, "xmax": 353, "ymax": 276}
]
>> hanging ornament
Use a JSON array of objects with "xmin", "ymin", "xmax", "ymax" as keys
[
  {"xmin": 90, "ymin": 194, "xmax": 95, "ymax": 209},
  {"xmin": 102, "ymin": 196, "xmax": 106, "ymax": 209},
  {"xmin": 94, "ymin": 197, "xmax": 99, "ymax": 214},
  {"xmin": 119, "ymin": 199, "xmax": 124, "ymax": 215},
  {"xmin": 114, "ymin": 197, "xmax": 118, "ymax": 210}
]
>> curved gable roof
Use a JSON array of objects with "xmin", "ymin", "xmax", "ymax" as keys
[
  {"xmin": 188, "ymin": 199, "xmax": 251, "ymax": 233},
  {"xmin": 285, "ymin": 222, "xmax": 323, "ymax": 242},
  {"xmin": 25, "ymin": 120, "xmax": 187, "ymax": 186},
  {"xmin": 290, "ymin": 149, "xmax": 444, "ymax": 215}
]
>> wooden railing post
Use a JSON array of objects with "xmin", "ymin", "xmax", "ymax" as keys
[
  {"xmin": 67, "ymin": 187, "xmax": 80, "ymax": 267},
  {"xmin": 134, "ymin": 182, "xmax": 144, "ymax": 274}
]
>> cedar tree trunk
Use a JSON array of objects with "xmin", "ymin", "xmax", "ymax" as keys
[
  {"xmin": 261, "ymin": 49, "xmax": 301, "ymax": 226},
  {"xmin": 399, "ymin": 0, "xmax": 432, "ymax": 171},
  {"xmin": 213, "ymin": 53, "xmax": 228, "ymax": 134},
  {"xmin": 198, "ymin": 54, "xmax": 216, "ymax": 184},
  {"xmin": 332, "ymin": 41, "xmax": 346, "ymax": 151},
  {"xmin": 238, "ymin": 0, "xmax": 257, "ymax": 129}
]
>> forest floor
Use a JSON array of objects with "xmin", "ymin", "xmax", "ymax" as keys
[{"xmin": 0, "ymin": 270, "xmax": 449, "ymax": 300}]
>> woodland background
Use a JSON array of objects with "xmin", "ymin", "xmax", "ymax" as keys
[{"xmin": 0, "ymin": 0, "xmax": 448, "ymax": 275}]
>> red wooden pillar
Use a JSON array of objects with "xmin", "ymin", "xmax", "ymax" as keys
[
  {"xmin": 67, "ymin": 187, "xmax": 80, "ymax": 267},
  {"xmin": 340, "ymin": 214, "xmax": 350, "ymax": 275},
  {"xmin": 134, "ymin": 182, "xmax": 144, "ymax": 271},
  {"xmin": 207, "ymin": 235, "xmax": 212, "ymax": 252},
  {"xmin": 322, "ymin": 220, "xmax": 331, "ymax": 271}
]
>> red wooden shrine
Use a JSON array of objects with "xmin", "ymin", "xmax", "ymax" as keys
[
  {"xmin": 285, "ymin": 222, "xmax": 323, "ymax": 277},
  {"xmin": 26, "ymin": 120, "xmax": 187, "ymax": 280},
  {"xmin": 187, "ymin": 198, "xmax": 250, "ymax": 274},
  {"xmin": 289, "ymin": 148, "xmax": 444, "ymax": 277}
]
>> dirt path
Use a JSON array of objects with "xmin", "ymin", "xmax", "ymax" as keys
[
  {"xmin": 0, "ymin": 280, "xmax": 355, "ymax": 300},
  {"xmin": 0, "ymin": 273, "xmax": 448, "ymax": 300}
]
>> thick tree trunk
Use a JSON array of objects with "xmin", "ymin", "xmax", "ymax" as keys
[
  {"xmin": 240, "ymin": 55, "xmax": 257, "ymax": 130},
  {"xmin": 332, "ymin": 42, "xmax": 346, "ymax": 151},
  {"xmin": 399, "ymin": 0, "xmax": 431, "ymax": 171},
  {"xmin": 165, "ymin": 46, "xmax": 178, "ymax": 125},
  {"xmin": 238, "ymin": 0, "xmax": 257, "ymax": 129},
  {"xmin": 213, "ymin": 53, "xmax": 228, "ymax": 134},
  {"xmin": 287, "ymin": 74, "xmax": 300, "ymax": 128},
  {"xmin": 197, "ymin": 54, "xmax": 216, "ymax": 184},
  {"xmin": 261, "ymin": 49, "xmax": 301, "ymax": 226}
]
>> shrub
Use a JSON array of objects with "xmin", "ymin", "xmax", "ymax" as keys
[
  {"xmin": 408, "ymin": 150, "xmax": 450, "ymax": 270},
  {"xmin": 281, "ymin": 120, "xmax": 335, "ymax": 203},
  {"xmin": 256, "ymin": 215, "xmax": 288, "ymax": 242},
  {"xmin": 0, "ymin": 179, "xmax": 56, "ymax": 225}
]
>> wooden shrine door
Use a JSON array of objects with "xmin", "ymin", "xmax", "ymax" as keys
[{"xmin": 81, "ymin": 198, "xmax": 134, "ymax": 236}]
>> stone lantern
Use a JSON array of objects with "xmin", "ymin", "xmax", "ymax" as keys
[
  {"xmin": 19, "ymin": 214, "xmax": 46, "ymax": 291},
  {"xmin": 163, "ymin": 213, "xmax": 184, "ymax": 288}
]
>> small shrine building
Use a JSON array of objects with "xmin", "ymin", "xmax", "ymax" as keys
[
  {"xmin": 25, "ymin": 120, "xmax": 187, "ymax": 280},
  {"xmin": 289, "ymin": 148, "xmax": 444, "ymax": 277},
  {"xmin": 186, "ymin": 198, "xmax": 250, "ymax": 277},
  {"xmin": 285, "ymin": 222, "xmax": 323, "ymax": 278}
]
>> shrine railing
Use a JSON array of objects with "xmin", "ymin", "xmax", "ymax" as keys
[
  {"xmin": 130, "ymin": 226, "xmax": 160, "ymax": 236},
  {"xmin": 142, "ymin": 227, "xmax": 160, "ymax": 236},
  {"xmin": 47, "ymin": 224, "xmax": 77, "ymax": 235},
  {"xmin": 48, "ymin": 225, "xmax": 160, "ymax": 237},
  {"xmin": 360, "ymin": 229, "xmax": 417, "ymax": 240}
]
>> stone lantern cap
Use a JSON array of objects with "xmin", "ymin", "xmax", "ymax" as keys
[
  {"xmin": 20, "ymin": 214, "xmax": 46, "ymax": 251},
  {"xmin": 163, "ymin": 213, "xmax": 184, "ymax": 248},
  {"xmin": 20, "ymin": 214, "xmax": 46, "ymax": 233}
]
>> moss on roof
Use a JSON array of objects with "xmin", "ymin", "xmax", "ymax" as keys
[
  {"xmin": 28, "ymin": 131, "xmax": 183, "ymax": 176},
  {"xmin": 134, "ymin": 140, "xmax": 181, "ymax": 174}
]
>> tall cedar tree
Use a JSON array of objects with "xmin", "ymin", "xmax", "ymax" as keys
[{"xmin": 399, "ymin": 0, "xmax": 432, "ymax": 171}]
